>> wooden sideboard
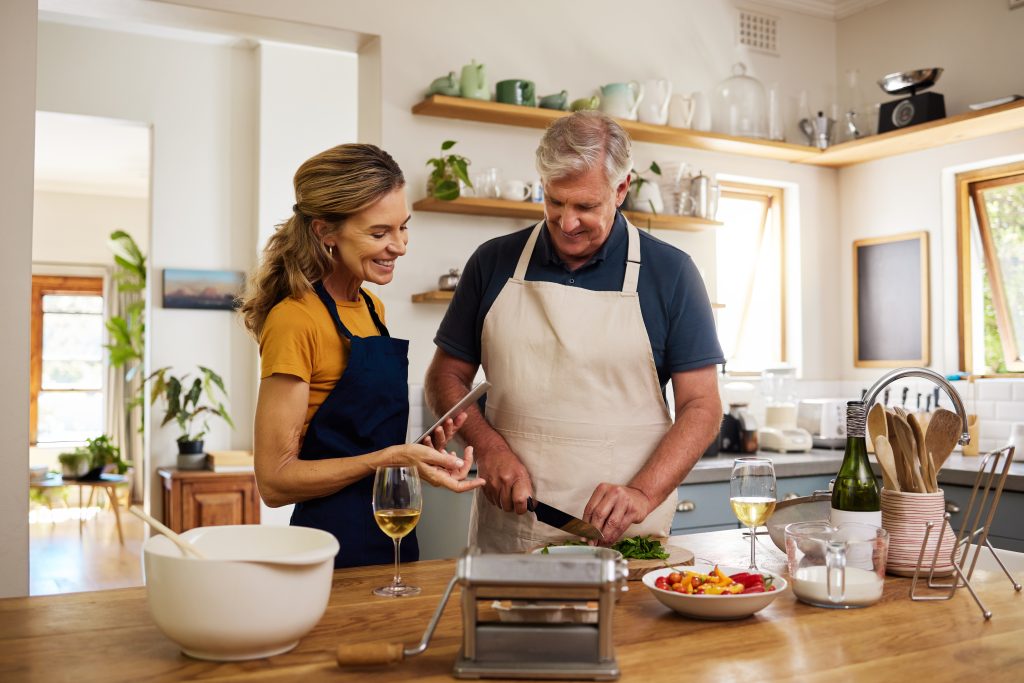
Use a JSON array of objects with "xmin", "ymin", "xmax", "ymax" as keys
[{"xmin": 157, "ymin": 467, "xmax": 261, "ymax": 532}]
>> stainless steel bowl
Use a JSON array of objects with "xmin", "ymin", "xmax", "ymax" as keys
[
  {"xmin": 877, "ymin": 68, "xmax": 943, "ymax": 95},
  {"xmin": 766, "ymin": 491, "xmax": 831, "ymax": 552}
]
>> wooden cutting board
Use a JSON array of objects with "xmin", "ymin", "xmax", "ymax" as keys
[{"xmin": 626, "ymin": 543, "xmax": 694, "ymax": 581}]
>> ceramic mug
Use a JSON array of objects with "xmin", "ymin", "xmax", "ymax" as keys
[
  {"xmin": 496, "ymin": 79, "xmax": 536, "ymax": 107},
  {"xmin": 539, "ymin": 90, "xmax": 569, "ymax": 110},
  {"xmin": 500, "ymin": 179, "xmax": 531, "ymax": 201}
]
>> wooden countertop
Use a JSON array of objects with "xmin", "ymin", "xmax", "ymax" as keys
[{"xmin": 1, "ymin": 529, "xmax": 1021, "ymax": 681}]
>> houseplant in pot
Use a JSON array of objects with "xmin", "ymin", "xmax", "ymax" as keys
[
  {"xmin": 148, "ymin": 366, "xmax": 234, "ymax": 470},
  {"xmin": 426, "ymin": 140, "xmax": 473, "ymax": 200},
  {"xmin": 57, "ymin": 435, "xmax": 129, "ymax": 480}
]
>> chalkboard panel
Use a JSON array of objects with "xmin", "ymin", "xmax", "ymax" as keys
[{"xmin": 854, "ymin": 232, "xmax": 930, "ymax": 367}]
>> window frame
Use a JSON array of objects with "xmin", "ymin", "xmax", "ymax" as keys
[
  {"xmin": 956, "ymin": 160, "xmax": 1024, "ymax": 376},
  {"xmin": 716, "ymin": 181, "xmax": 787, "ymax": 370},
  {"xmin": 30, "ymin": 275, "xmax": 105, "ymax": 445}
]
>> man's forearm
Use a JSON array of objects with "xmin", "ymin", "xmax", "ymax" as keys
[{"xmin": 627, "ymin": 398, "xmax": 721, "ymax": 509}]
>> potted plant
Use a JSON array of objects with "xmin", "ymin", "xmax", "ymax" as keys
[
  {"xmin": 57, "ymin": 435, "xmax": 129, "ymax": 480},
  {"xmin": 626, "ymin": 161, "xmax": 664, "ymax": 214},
  {"xmin": 148, "ymin": 366, "xmax": 234, "ymax": 470},
  {"xmin": 426, "ymin": 140, "xmax": 473, "ymax": 201}
]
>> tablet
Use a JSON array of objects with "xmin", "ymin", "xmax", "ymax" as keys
[{"xmin": 414, "ymin": 381, "xmax": 491, "ymax": 444}]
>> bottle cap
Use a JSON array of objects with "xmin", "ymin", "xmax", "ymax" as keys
[{"xmin": 846, "ymin": 400, "xmax": 866, "ymax": 437}]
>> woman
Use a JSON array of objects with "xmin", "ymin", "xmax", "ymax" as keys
[{"xmin": 240, "ymin": 143, "xmax": 484, "ymax": 568}]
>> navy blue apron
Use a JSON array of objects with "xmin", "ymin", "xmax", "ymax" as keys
[{"xmin": 290, "ymin": 281, "xmax": 418, "ymax": 568}]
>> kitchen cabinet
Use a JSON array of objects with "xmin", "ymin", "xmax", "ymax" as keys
[
  {"xmin": 412, "ymin": 95, "xmax": 1024, "ymax": 168},
  {"xmin": 943, "ymin": 483, "xmax": 1024, "ymax": 553},
  {"xmin": 158, "ymin": 467, "xmax": 261, "ymax": 533},
  {"xmin": 672, "ymin": 474, "xmax": 833, "ymax": 535}
]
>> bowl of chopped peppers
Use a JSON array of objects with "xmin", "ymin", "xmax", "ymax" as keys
[{"xmin": 642, "ymin": 564, "xmax": 788, "ymax": 620}]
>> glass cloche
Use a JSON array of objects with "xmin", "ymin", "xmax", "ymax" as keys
[{"xmin": 711, "ymin": 63, "xmax": 768, "ymax": 139}]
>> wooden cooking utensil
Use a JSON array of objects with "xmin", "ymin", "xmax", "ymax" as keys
[
  {"xmin": 873, "ymin": 435, "xmax": 900, "ymax": 492},
  {"xmin": 926, "ymin": 408, "xmax": 963, "ymax": 481},
  {"xmin": 867, "ymin": 403, "xmax": 888, "ymax": 455},
  {"xmin": 907, "ymin": 413, "xmax": 932, "ymax": 493},
  {"xmin": 884, "ymin": 410, "xmax": 911, "ymax": 491},
  {"xmin": 891, "ymin": 413, "xmax": 926, "ymax": 493}
]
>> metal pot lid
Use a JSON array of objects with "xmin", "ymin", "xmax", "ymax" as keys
[
  {"xmin": 766, "ymin": 491, "xmax": 832, "ymax": 552},
  {"xmin": 877, "ymin": 68, "xmax": 943, "ymax": 95}
]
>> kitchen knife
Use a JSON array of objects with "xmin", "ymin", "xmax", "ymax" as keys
[{"xmin": 527, "ymin": 497, "xmax": 603, "ymax": 542}]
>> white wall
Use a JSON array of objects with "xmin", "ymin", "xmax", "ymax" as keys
[
  {"xmin": 33, "ymin": 190, "xmax": 150, "ymax": 265},
  {"xmin": 0, "ymin": 0, "xmax": 36, "ymax": 599},
  {"xmin": 35, "ymin": 19, "xmax": 260, "ymax": 516},
  {"xmin": 256, "ymin": 41, "xmax": 359, "ymax": 525}
]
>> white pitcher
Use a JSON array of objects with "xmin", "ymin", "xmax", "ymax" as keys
[
  {"xmin": 668, "ymin": 93, "xmax": 696, "ymax": 128},
  {"xmin": 599, "ymin": 82, "xmax": 645, "ymax": 120},
  {"xmin": 637, "ymin": 79, "xmax": 672, "ymax": 125}
]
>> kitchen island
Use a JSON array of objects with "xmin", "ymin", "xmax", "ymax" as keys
[{"xmin": 1, "ymin": 529, "xmax": 1021, "ymax": 682}]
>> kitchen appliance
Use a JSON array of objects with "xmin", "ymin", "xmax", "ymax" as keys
[
  {"xmin": 720, "ymin": 403, "xmax": 758, "ymax": 453},
  {"xmin": 759, "ymin": 366, "xmax": 812, "ymax": 453},
  {"xmin": 337, "ymin": 547, "xmax": 628, "ymax": 679},
  {"xmin": 797, "ymin": 398, "xmax": 848, "ymax": 449},
  {"xmin": 876, "ymin": 68, "xmax": 945, "ymax": 133},
  {"xmin": 527, "ymin": 497, "xmax": 602, "ymax": 541}
]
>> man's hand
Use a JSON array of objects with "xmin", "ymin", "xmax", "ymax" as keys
[
  {"xmin": 582, "ymin": 484, "xmax": 654, "ymax": 544},
  {"xmin": 476, "ymin": 446, "xmax": 533, "ymax": 514}
]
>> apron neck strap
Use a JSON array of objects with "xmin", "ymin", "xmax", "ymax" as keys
[
  {"xmin": 512, "ymin": 219, "xmax": 642, "ymax": 293},
  {"xmin": 312, "ymin": 280, "xmax": 390, "ymax": 339}
]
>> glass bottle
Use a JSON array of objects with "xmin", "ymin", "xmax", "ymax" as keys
[{"xmin": 830, "ymin": 401, "xmax": 881, "ymax": 527}]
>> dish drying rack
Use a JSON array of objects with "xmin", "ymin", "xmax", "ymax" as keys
[{"xmin": 909, "ymin": 445, "xmax": 1022, "ymax": 618}]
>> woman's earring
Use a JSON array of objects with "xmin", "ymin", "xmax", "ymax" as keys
[{"xmin": 328, "ymin": 245, "xmax": 335, "ymax": 257}]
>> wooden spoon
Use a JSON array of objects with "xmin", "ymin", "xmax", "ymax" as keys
[
  {"xmin": 891, "ymin": 413, "xmax": 926, "ymax": 493},
  {"xmin": 884, "ymin": 410, "xmax": 911, "ymax": 490},
  {"xmin": 130, "ymin": 506, "xmax": 207, "ymax": 559},
  {"xmin": 907, "ymin": 413, "xmax": 932, "ymax": 492},
  {"xmin": 867, "ymin": 402, "xmax": 887, "ymax": 454},
  {"xmin": 926, "ymin": 408, "xmax": 963, "ymax": 484},
  {"xmin": 873, "ymin": 435, "xmax": 900, "ymax": 492}
]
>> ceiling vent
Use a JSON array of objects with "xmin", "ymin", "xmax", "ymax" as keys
[{"xmin": 738, "ymin": 9, "xmax": 779, "ymax": 55}]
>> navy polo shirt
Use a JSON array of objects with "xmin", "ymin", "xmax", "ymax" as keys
[{"xmin": 434, "ymin": 212, "xmax": 725, "ymax": 389}]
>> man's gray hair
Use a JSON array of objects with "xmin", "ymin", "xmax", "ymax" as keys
[{"xmin": 535, "ymin": 111, "xmax": 632, "ymax": 188}]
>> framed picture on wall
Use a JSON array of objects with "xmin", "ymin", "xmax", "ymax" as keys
[
  {"xmin": 853, "ymin": 231, "xmax": 930, "ymax": 367},
  {"xmin": 162, "ymin": 269, "xmax": 245, "ymax": 311}
]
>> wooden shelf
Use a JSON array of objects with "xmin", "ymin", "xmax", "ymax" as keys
[
  {"xmin": 800, "ymin": 99, "xmax": 1024, "ymax": 167},
  {"xmin": 413, "ymin": 95, "xmax": 818, "ymax": 163},
  {"xmin": 412, "ymin": 96, "xmax": 1024, "ymax": 168},
  {"xmin": 411, "ymin": 290, "xmax": 455, "ymax": 303},
  {"xmin": 412, "ymin": 196, "xmax": 722, "ymax": 232}
]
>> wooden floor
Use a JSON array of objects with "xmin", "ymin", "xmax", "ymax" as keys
[{"xmin": 29, "ymin": 502, "xmax": 147, "ymax": 595}]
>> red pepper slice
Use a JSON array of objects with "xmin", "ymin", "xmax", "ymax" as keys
[
  {"xmin": 743, "ymin": 585, "xmax": 766, "ymax": 593},
  {"xmin": 729, "ymin": 572, "xmax": 765, "ymax": 589}
]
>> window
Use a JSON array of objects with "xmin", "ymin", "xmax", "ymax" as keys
[
  {"xmin": 30, "ymin": 276, "xmax": 105, "ymax": 445},
  {"xmin": 956, "ymin": 161, "xmax": 1024, "ymax": 375},
  {"xmin": 714, "ymin": 182, "xmax": 786, "ymax": 373}
]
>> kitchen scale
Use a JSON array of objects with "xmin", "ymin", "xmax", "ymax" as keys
[
  {"xmin": 877, "ymin": 67, "xmax": 946, "ymax": 133},
  {"xmin": 759, "ymin": 366, "xmax": 813, "ymax": 453},
  {"xmin": 337, "ymin": 547, "xmax": 628, "ymax": 680}
]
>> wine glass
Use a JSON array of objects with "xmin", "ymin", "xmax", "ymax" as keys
[
  {"xmin": 372, "ymin": 465, "xmax": 423, "ymax": 597},
  {"xmin": 729, "ymin": 457, "xmax": 777, "ymax": 570}
]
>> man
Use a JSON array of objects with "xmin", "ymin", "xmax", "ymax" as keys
[{"xmin": 425, "ymin": 111, "xmax": 724, "ymax": 552}]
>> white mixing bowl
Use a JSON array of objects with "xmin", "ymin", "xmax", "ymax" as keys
[{"xmin": 142, "ymin": 524, "xmax": 339, "ymax": 661}]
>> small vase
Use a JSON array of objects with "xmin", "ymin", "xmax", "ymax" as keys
[
  {"xmin": 177, "ymin": 440, "xmax": 206, "ymax": 471},
  {"xmin": 881, "ymin": 488, "xmax": 958, "ymax": 576}
]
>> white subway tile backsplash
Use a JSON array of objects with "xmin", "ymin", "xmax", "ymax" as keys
[
  {"xmin": 995, "ymin": 400, "xmax": 1024, "ymax": 421},
  {"xmin": 1013, "ymin": 382, "xmax": 1024, "ymax": 400},
  {"xmin": 973, "ymin": 400, "xmax": 996, "ymax": 419},
  {"xmin": 978, "ymin": 380, "xmax": 1014, "ymax": 401}
]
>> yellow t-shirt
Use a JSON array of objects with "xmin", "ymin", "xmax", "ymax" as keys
[{"xmin": 259, "ymin": 288, "xmax": 386, "ymax": 432}]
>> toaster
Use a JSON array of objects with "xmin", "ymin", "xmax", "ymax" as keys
[{"xmin": 797, "ymin": 399, "xmax": 847, "ymax": 449}]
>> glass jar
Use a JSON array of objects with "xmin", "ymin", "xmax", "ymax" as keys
[{"xmin": 711, "ymin": 63, "xmax": 768, "ymax": 139}]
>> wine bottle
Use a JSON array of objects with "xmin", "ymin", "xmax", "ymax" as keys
[{"xmin": 830, "ymin": 400, "xmax": 881, "ymax": 527}]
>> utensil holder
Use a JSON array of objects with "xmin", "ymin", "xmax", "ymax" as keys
[{"xmin": 881, "ymin": 489, "xmax": 957, "ymax": 576}]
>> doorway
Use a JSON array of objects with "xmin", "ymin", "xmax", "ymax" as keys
[{"xmin": 30, "ymin": 111, "xmax": 151, "ymax": 595}]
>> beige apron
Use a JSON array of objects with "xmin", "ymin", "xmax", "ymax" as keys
[{"xmin": 468, "ymin": 220, "xmax": 676, "ymax": 553}]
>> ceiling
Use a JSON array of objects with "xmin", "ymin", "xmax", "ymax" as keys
[
  {"xmin": 753, "ymin": 0, "xmax": 892, "ymax": 20},
  {"xmin": 34, "ymin": 111, "xmax": 150, "ymax": 198}
]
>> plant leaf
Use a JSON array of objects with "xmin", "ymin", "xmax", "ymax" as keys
[
  {"xmin": 440, "ymin": 140, "xmax": 456, "ymax": 151},
  {"xmin": 434, "ymin": 179, "xmax": 460, "ymax": 201},
  {"xmin": 451, "ymin": 158, "xmax": 471, "ymax": 186},
  {"xmin": 650, "ymin": 161, "xmax": 662, "ymax": 175}
]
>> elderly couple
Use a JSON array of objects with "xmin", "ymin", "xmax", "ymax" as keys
[{"xmin": 239, "ymin": 111, "xmax": 724, "ymax": 568}]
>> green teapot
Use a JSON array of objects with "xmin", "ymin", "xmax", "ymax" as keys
[
  {"xmin": 460, "ymin": 59, "xmax": 489, "ymax": 101},
  {"xmin": 570, "ymin": 95, "xmax": 600, "ymax": 112},
  {"xmin": 427, "ymin": 71, "xmax": 461, "ymax": 97}
]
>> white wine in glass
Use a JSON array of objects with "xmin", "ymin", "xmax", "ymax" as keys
[
  {"xmin": 372, "ymin": 465, "xmax": 422, "ymax": 597},
  {"xmin": 729, "ymin": 457, "xmax": 777, "ymax": 570}
]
